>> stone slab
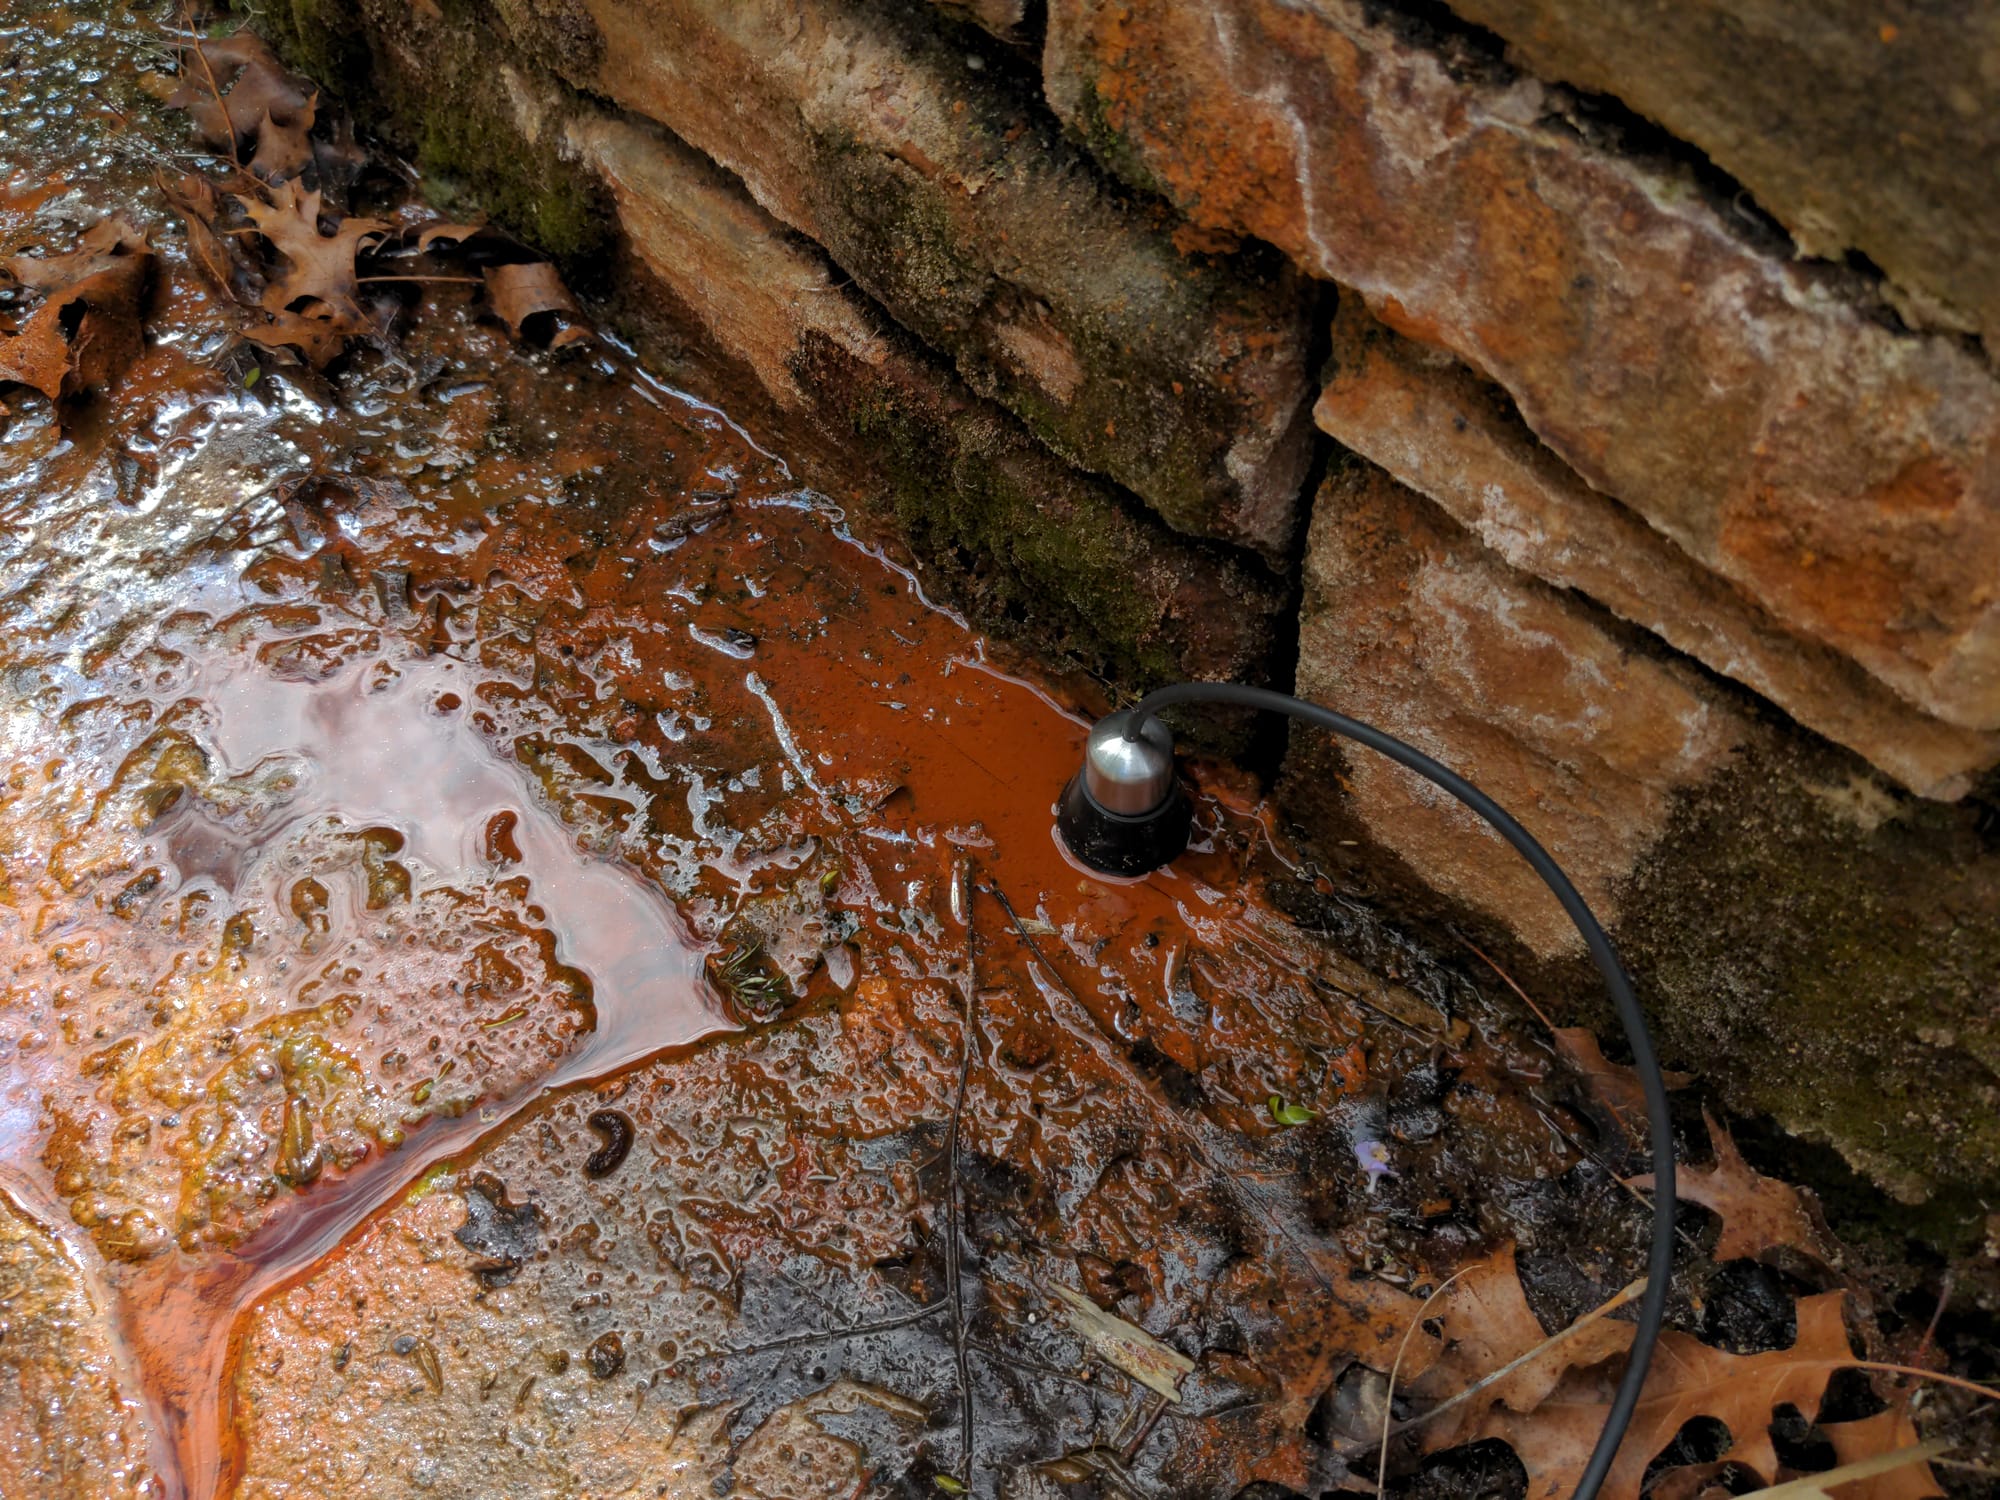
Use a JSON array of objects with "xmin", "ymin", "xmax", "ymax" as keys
[
  {"xmin": 1293, "ymin": 459, "xmax": 1747, "ymax": 956},
  {"xmin": 1046, "ymin": 0, "xmax": 2000, "ymax": 729},
  {"xmin": 1314, "ymin": 295, "xmax": 2000, "ymax": 799},
  {"xmin": 566, "ymin": 107, "xmax": 1287, "ymax": 689},
  {"xmin": 1448, "ymin": 0, "xmax": 2000, "ymax": 343},
  {"xmin": 536, "ymin": 0, "xmax": 1320, "ymax": 556}
]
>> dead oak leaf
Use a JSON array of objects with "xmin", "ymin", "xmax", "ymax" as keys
[
  {"xmin": 166, "ymin": 32, "xmax": 317, "ymax": 179},
  {"xmin": 413, "ymin": 220, "xmax": 491, "ymax": 253},
  {"xmin": 482, "ymin": 261, "xmax": 593, "ymax": 347},
  {"xmin": 1553, "ymin": 1026, "xmax": 1690, "ymax": 1141},
  {"xmin": 1633, "ymin": 1110, "xmax": 1826, "ymax": 1264},
  {"xmin": 1483, "ymin": 1291, "xmax": 1930, "ymax": 1500},
  {"xmin": 1823, "ymin": 1410, "xmax": 1945, "ymax": 1500},
  {"xmin": 231, "ymin": 183, "xmax": 388, "ymax": 365},
  {"xmin": 1409, "ymin": 1243, "xmax": 1635, "ymax": 1451},
  {"xmin": 0, "ymin": 217, "xmax": 154, "ymax": 402},
  {"xmin": 154, "ymin": 172, "xmax": 243, "ymax": 302},
  {"xmin": 241, "ymin": 310, "xmax": 350, "ymax": 369}
]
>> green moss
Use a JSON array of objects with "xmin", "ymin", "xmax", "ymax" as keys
[
  {"xmin": 411, "ymin": 93, "xmax": 607, "ymax": 265},
  {"xmin": 1616, "ymin": 744, "xmax": 2000, "ymax": 1229},
  {"xmin": 250, "ymin": 0, "xmax": 368, "ymax": 91},
  {"xmin": 848, "ymin": 388, "xmax": 1187, "ymax": 687},
  {"xmin": 254, "ymin": 0, "xmax": 609, "ymax": 269},
  {"xmin": 1064, "ymin": 73, "xmax": 1169, "ymax": 201}
]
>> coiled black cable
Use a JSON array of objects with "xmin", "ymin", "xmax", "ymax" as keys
[{"xmin": 1128, "ymin": 681, "xmax": 1674, "ymax": 1500}]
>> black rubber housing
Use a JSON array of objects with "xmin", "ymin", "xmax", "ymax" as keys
[{"xmin": 1056, "ymin": 771, "xmax": 1194, "ymax": 876}]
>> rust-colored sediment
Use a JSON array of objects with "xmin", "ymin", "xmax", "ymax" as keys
[{"xmin": 0, "ymin": 12, "xmax": 1686, "ymax": 1499}]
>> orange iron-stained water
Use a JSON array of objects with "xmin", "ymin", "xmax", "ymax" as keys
[{"xmin": 0, "ymin": 11, "xmax": 1436, "ymax": 1500}]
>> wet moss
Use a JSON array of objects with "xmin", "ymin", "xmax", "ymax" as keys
[
  {"xmin": 410, "ymin": 91, "xmax": 607, "ymax": 266},
  {"xmin": 253, "ymin": 0, "xmax": 368, "ymax": 88},
  {"xmin": 809, "ymin": 107, "xmax": 1257, "ymax": 546},
  {"xmin": 848, "ymin": 385, "xmax": 1187, "ymax": 687},
  {"xmin": 1617, "ymin": 742, "xmax": 2000, "ymax": 1221}
]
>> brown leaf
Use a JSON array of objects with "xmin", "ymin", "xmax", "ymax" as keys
[
  {"xmin": 228, "ymin": 182, "xmax": 389, "ymax": 365},
  {"xmin": 414, "ymin": 220, "xmax": 491, "ymax": 253},
  {"xmin": 5, "ymin": 215, "xmax": 152, "ymax": 291},
  {"xmin": 1633, "ymin": 1111, "xmax": 1826, "ymax": 1264},
  {"xmin": 154, "ymin": 172, "xmax": 241, "ymax": 299},
  {"xmin": 482, "ymin": 262, "xmax": 592, "ymax": 347},
  {"xmin": 1408, "ymin": 1244, "xmax": 1635, "ymax": 1450},
  {"xmin": 0, "ymin": 218, "xmax": 154, "ymax": 401},
  {"xmin": 1822, "ymin": 1410, "xmax": 1945, "ymax": 1500},
  {"xmin": 166, "ymin": 32, "xmax": 316, "ymax": 179},
  {"xmin": 1553, "ymin": 1026, "xmax": 1690, "ymax": 1141},
  {"xmin": 1482, "ymin": 1291, "xmax": 1912, "ymax": 1500},
  {"xmin": 240, "ymin": 181, "xmax": 387, "ymax": 321},
  {"xmin": 241, "ymin": 310, "xmax": 349, "ymax": 369}
]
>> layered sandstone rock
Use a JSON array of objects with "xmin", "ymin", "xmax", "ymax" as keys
[
  {"xmin": 1290, "ymin": 460, "xmax": 1748, "ymax": 958},
  {"xmin": 565, "ymin": 107, "xmax": 1288, "ymax": 690},
  {"xmin": 1313, "ymin": 295, "xmax": 2000, "ymax": 800},
  {"xmin": 1045, "ymin": 0, "xmax": 2000, "ymax": 737},
  {"xmin": 265, "ymin": 0, "xmax": 2000, "ymax": 1204},
  {"xmin": 351, "ymin": 14, "xmax": 1288, "ymax": 693},
  {"xmin": 927, "ymin": 0, "xmax": 1034, "ymax": 43},
  {"xmin": 514, "ymin": 0, "xmax": 1320, "ymax": 556},
  {"xmin": 1447, "ymin": 0, "xmax": 2000, "ymax": 342}
]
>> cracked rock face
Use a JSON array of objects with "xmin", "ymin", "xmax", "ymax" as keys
[
  {"xmin": 1313, "ymin": 295, "xmax": 2000, "ymax": 801},
  {"xmin": 1291, "ymin": 460, "xmax": 1749, "ymax": 959},
  {"xmin": 535, "ymin": 0, "xmax": 1320, "ymax": 557},
  {"xmin": 1446, "ymin": 0, "xmax": 2000, "ymax": 346},
  {"xmin": 1046, "ymin": 0, "xmax": 2000, "ymax": 738},
  {"xmin": 241, "ymin": 0, "xmax": 2000, "ymax": 1204}
]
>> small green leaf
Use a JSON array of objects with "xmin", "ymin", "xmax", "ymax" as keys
[
  {"xmin": 1268, "ymin": 1095, "xmax": 1315, "ymax": 1127},
  {"xmin": 243, "ymin": 366, "xmax": 261, "ymax": 387},
  {"xmin": 933, "ymin": 1477, "xmax": 968, "ymax": 1495}
]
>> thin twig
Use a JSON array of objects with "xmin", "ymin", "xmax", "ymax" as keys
[
  {"xmin": 1118, "ymin": 1393, "xmax": 1170, "ymax": 1464},
  {"xmin": 1380, "ymin": 1269, "xmax": 1473, "ymax": 1497},
  {"xmin": 696, "ymin": 1300, "xmax": 947, "ymax": 1359},
  {"xmin": 1909, "ymin": 1272, "xmax": 1954, "ymax": 1374},
  {"xmin": 178, "ymin": 7, "xmax": 238, "ymax": 168},
  {"xmin": 1460, "ymin": 935, "xmax": 1556, "ymax": 1032},
  {"xmin": 356, "ymin": 275, "xmax": 484, "ymax": 285},
  {"xmin": 968, "ymin": 1338, "xmax": 1108, "ymax": 1392},
  {"xmin": 1831, "ymin": 1360, "xmax": 2000, "ymax": 1406},
  {"xmin": 945, "ymin": 871, "xmax": 981, "ymax": 1485}
]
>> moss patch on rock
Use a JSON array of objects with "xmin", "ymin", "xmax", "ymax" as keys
[
  {"xmin": 1616, "ymin": 743, "xmax": 2000, "ymax": 1227},
  {"xmin": 793, "ymin": 329, "xmax": 1282, "ymax": 694}
]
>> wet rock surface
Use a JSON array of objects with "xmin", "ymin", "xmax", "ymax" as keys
[
  {"xmin": 1, "ymin": 8, "xmax": 1994, "ymax": 1498},
  {"xmin": 1289, "ymin": 460, "xmax": 1748, "ymax": 958},
  {"xmin": 250, "ymin": 0, "xmax": 2000, "ymax": 1220},
  {"xmin": 0, "ymin": 1192, "xmax": 156, "ymax": 1498},
  {"xmin": 1044, "ymin": 0, "xmax": 2000, "ymax": 736},
  {"xmin": 549, "ymin": 0, "xmax": 1318, "ymax": 557},
  {"xmin": 1444, "ymin": 0, "xmax": 2000, "ymax": 345}
]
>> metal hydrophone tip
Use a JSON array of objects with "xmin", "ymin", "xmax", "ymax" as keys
[
  {"xmin": 1053, "ymin": 682, "xmax": 1676, "ymax": 1500},
  {"xmin": 1054, "ymin": 710, "xmax": 1192, "ymax": 876}
]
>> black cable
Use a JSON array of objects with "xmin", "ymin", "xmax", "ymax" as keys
[{"xmin": 1128, "ymin": 681, "xmax": 1674, "ymax": 1500}]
